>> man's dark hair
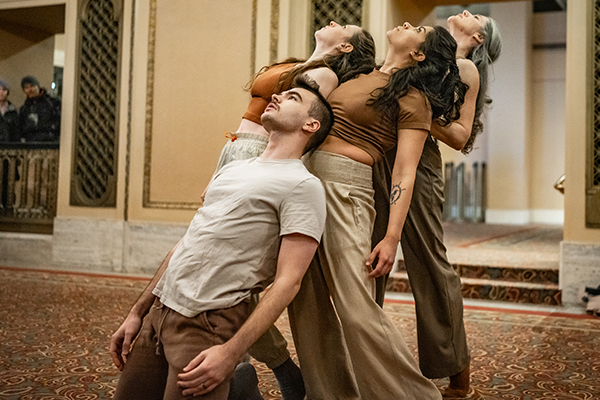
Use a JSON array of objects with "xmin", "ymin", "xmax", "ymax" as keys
[{"xmin": 292, "ymin": 74, "xmax": 334, "ymax": 154}]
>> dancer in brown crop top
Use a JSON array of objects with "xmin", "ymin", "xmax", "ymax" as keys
[
  {"xmin": 366, "ymin": 12, "xmax": 502, "ymax": 399},
  {"xmin": 204, "ymin": 21, "xmax": 376, "ymax": 400},
  {"xmin": 209, "ymin": 21, "xmax": 376, "ymax": 173},
  {"xmin": 386, "ymin": 11, "xmax": 501, "ymax": 398},
  {"xmin": 288, "ymin": 24, "xmax": 467, "ymax": 400},
  {"xmin": 232, "ymin": 21, "xmax": 376, "ymax": 140},
  {"xmin": 317, "ymin": 25, "xmax": 466, "ymax": 278},
  {"xmin": 242, "ymin": 63, "xmax": 297, "ymax": 125},
  {"xmin": 325, "ymin": 75, "xmax": 432, "ymax": 164}
]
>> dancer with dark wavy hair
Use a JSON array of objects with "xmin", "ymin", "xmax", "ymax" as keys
[
  {"xmin": 371, "ymin": 10, "xmax": 502, "ymax": 399},
  {"xmin": 288, "ymin": 23, "xmax": 467, "ymax": 400},
  {"xmin": 402, "ymin": 11, "xmax": 501, "ymax": 399}
]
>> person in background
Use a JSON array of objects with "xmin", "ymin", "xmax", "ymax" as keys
[
  {"xmin": 0, "ymin": 80, "xmax": 19, "ymax": 143},
  {"xmin": 19, "ymin": 75, "xmax": 61, "ymax": 143},
  {"xmin": 0, "ymin": 79, "xmax": 19, "ymax": 211}
]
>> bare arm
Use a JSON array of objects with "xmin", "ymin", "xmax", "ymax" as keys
[
  {"xmin": 429, "ymin": 58, "xmax": 479, "ymax": 150},
  {"xmin": 303, "ymin": 67, "xmax": 340, "ymax": 98},
  {"xmin": 109, "ymin": 237, "xmax": 183, "ymax": 370},
  {"xmin": 176, "ymin": 233, "xmax": 318, "ymax": 396},
  {"xmin": 367, "ymin": 128, "xmax": 429, "ymax": 277}
]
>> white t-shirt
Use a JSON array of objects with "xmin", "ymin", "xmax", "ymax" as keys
[{"xmin": 153, "ymin": 157, "xmax": 326, "ymax": 318}]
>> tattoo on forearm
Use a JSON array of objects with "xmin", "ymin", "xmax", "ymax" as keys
[{"xmin": 390, "ymin": 182, "xmax": 405, "ymax": 205}]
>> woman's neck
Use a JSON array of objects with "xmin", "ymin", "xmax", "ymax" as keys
[
  {"xmin": 306, "ymin": 45, "xmax": 332, "ymax": 63},
  {"xmin": 456, "ymin": 43, "xmax": 472, "ymax": 60},
  {"xmin": 379, "ymin": 52, "xmax": 414, "ymax": 74},
  {"xmin": 451, "ymin": 31, "xmax": 473, "ymax": 60}
]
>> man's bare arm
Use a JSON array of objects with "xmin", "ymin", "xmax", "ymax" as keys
[{"xmin": 176, "ymin": 233, "xmax": 318, "ymax": 396}]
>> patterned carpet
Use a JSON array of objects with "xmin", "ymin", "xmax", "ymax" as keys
[{"xmin": 1, "ymin": 267, "xmax": 599, "ymax": 400}]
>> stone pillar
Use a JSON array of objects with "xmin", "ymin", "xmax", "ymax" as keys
[{"xmin": 560, "ymin": 0, "xmax": 600, "ymax": 306}]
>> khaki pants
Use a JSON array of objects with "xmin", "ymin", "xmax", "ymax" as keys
[
  {"xmin": 288, "ymin": 151, "xmax": 441, "ymax": 400},
  {"xmin": 114, "ymin": 298, "xmax": 250, "ymax": 400},
  {"xmin": 215, "ymin": 132, "xmax": 268, "ymax": 171}
]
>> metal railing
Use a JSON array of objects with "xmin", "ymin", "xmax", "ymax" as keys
[
  {"xmin": 443, "ymin": 161, "xmax": 487, "ymax": 223},
  {"xmin": 0, "ymin": 142, "xmax": 59, "ymax": 233}
]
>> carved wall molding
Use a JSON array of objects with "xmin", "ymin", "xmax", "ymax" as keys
[{"xmin": 142, "ymin": 0, "xmax": 259, "ymax": 210}]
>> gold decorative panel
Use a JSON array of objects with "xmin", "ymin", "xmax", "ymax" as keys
[
  {"xmin": 70, "ymin": 0, "xmax": 123, "ymax": 207},
  {"xmin": 588, "ymin": 0, "xmax": 600, "ymax": 227}
]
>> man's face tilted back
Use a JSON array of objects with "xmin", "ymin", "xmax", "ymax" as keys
[{"xmin": 261, "ymin": 88, "xmax": 318, "ymax": 134}]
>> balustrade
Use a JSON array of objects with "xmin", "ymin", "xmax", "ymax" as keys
[{"xmin": 0, "ymin": 143, "xmax": 59, "ymax": 233}]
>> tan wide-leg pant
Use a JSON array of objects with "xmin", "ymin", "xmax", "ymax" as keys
[{"xmin": 288, "ymin": 151, "xmax": 441, "ymax": 400}]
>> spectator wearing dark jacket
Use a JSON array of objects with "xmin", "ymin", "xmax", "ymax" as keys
[
  {"xmin": 19, "ymin": 76, "xmax": 61, "ymax": 143},
  {"xmin": 0, "ymin": 80, "xmax": 19, "ymax": 143}
]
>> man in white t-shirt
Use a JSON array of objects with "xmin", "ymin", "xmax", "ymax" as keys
[{"xmin": 110, "ymin": 76, "xmax": 332, "ymax": 400}]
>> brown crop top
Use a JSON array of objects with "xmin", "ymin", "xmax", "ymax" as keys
[
  {"xmin": 242, "ymin": 63, "xmax": 297, "ymax": 125},
  {"xmin": 327, "ymin": 69, "xmax": 432, "ymax": 163}
]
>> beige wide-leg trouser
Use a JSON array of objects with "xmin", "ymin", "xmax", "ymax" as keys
[{"xmin": 289, "ymin": 151, "xmax": 442, "ymax": 400}]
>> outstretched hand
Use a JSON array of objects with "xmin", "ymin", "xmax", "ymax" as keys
[
  {"xmin": 109, "ymin": 314, "xmax": 143, "ymax": 371},
  {"xmin": 366, "ymin": 236, "xmax": 398, "ymax": 278},
  {"xmin": 177, "ymin": 344, "xmax": 237, "ymax": 396}
]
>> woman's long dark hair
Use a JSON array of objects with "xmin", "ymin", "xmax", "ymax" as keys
[
  {"xmin": 245, "ymin": 28, "xmax": 376, "ymax": 93},
  {"xmin": 367, "ymin": 26, "xmax": 467, "ymax": 132}
]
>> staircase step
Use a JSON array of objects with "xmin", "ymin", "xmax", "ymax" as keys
[
  {"xmin": 395, "ymin": 261, "xmax": 559, "ymax": 285},
  {"xmin": 455, "ymin": 264, "xmax": 559, "ymax": 285},
  {"xmin": 387, "ymin": 270, "xmax": 562, "ymax": 306}
]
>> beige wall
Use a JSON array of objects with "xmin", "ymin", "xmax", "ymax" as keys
[
  {"xmin": 559, "ymin": 0, "xmax": 600, "ymax": 305},
  {"xmin": 436, "ymin": 3, "xmax": 566, "ymax": 225},
  {"xmin": 146, "ymin": 0, "xmax": 253, "ymax": 204},
  {"xmin": 278, "ymin": 0, "xmax": 310, "ymax": 61},
  {"xmin": 56, "ymin": 0, "xmax": 115, "ymax": 219},
  {"xmin": 0, "ymin": 31, "xmax": 55, "ymax": 109},
  {"xmin": 530, "ymin": 47, "xmax": 565, "ymax": 214},
  {"xmin": 55, "ymin": 0, "xmax": 256, "ymax": 223},
  {"xmin": 485, "ymin": 2, "xmax": 533, "ymax": 223}
]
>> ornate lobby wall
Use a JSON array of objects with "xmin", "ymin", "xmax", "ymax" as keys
[{"xmin": 1, "ymin": 0, "xmax": 598, "ymax": 308}]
